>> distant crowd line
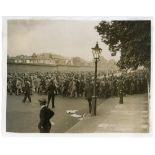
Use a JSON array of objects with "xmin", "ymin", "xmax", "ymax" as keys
[{"xmin": 7, "ymin": 70, "xmax": 148, "ymax": 98}]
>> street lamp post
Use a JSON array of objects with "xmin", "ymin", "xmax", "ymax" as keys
[{"xmin": 91, "ymin": 42, "xmax": 102, "ymax": 116}]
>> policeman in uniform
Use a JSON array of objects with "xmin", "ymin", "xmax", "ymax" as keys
[{"xmin": 117, "ymin": 77, "xmax": 124, "ymax": 104}]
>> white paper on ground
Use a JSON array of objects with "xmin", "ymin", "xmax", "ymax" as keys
[
  {"xmin": 66, "ymin": 110, "xmax": 78, "ymax": 114},
  {"xmin": 71, "ymin": 114, "xmax": 82, "ymax": 118}
]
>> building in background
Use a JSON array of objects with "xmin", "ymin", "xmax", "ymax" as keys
[{"xmin": 7, "ymin": 52, "xmax": 73, "ymax": 65}]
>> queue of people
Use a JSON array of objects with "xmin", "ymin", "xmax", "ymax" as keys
[
  {"xmin": 7, "ymin": 70, "xmax": 148, "ymax": 133},
  {"xmin": 7, "ymin": 70, "xmax": 148, "ymax": 99}
]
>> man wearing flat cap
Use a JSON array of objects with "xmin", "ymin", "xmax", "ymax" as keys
[
  {"xmin": 85, "ymin": 79, "xmax": 93, "ymax": 114},
  {"xmin": 23, "ymin": 79, "xmax": 31, "ymax": 103},
  {"xmin": 47, "ymin": 80, "xmax": 57, "ymax": 108},
  {"xmin": 38, "ymin": 98, "xmax": 54, "ymax": 133}
]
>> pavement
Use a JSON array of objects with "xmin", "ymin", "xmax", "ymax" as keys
[
  {"xmin": 6, "ymin": 94, "xmax": 104, "ymax": 133},
  {"xmin": 66, "ymin": 93, "xmax": 149, "ymax": 133}
]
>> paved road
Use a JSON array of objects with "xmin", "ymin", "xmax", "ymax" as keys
[
  {"xmin": 6, "ymin": 94, "xmax": 104, "ymax": 133},
  {"xmin": 6, "ymin": 93, "xmax": 149, "ymax": 133},
  {"xmin": 67, "ymin": 93, "xmax": 149, "ymax": 133}
]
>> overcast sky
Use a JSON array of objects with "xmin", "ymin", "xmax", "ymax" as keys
[{"xmin": 7, "ymin": 19, "xmax": 120, "ymax": 61}]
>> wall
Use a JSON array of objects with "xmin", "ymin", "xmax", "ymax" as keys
[{"xmin": 7, "ymin": 63, "xmax": 114, "ymax": 73}]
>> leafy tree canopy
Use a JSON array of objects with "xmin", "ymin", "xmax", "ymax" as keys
[{"xmin": 95, "ymin": 21, "xmax": 151, "ymax": 69}]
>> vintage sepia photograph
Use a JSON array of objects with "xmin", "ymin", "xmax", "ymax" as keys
[{"xmin": 5, "ymin": 17, "xmax": 151, "ymax": 133}]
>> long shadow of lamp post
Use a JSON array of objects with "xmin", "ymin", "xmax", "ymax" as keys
[{"xmin": 91, "ymin": 42, "xmax": 102, "ymax": 116}]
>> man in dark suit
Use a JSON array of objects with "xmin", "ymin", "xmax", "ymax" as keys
[
  {"xmin": 85, "ymin": 80, "xmax": 93, "ymax": 114},
  {"xmin": 117, "ymin": 77, "xmax": 124, "ymax": 104},
  {"xmin": 47, "ymin": 80, "xmax": 57, "ymax": 108},
  {"xmin": 23, "ymin": 79, "xmax": 31, "ymax": 103},
  {"xmin": 38, "ymin": 98, "xmax": 54, "ymax": 133}
]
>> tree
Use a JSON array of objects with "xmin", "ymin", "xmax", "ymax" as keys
[
  {"xmin": 95, "ymin": 21, "xmax": 151, "ymax": 69},
  {"xmin": 72, "ymin": 57, "xmax": 87, "ymax": 66}
]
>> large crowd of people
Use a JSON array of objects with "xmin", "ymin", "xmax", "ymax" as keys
[
  {"xmin": 7, "ymin": 70, "xmax": 149, "ymax": 133},
  {"xmin": 7, "ymin": 70, "xmax": 148, "ymax": 98}
]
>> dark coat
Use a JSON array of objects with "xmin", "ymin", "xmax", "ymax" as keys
[
  {"xmin": 85, "ymin": 83, "xmax": 93, "ymax": 99},
  {"xmin": 38, "ymin": 106, "xmax": 54, "ymax": 133},
  {"xmin": 24, "ymin": 81, "xmax": 31, "ymax": 94},
  {"xmin": 47, "ymin": 83, "xmax": 56, "ymax": 96}
]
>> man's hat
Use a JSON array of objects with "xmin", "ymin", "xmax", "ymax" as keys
[{"xmin": 38, "ymin": 98, "xmax": 47, "ymax": 105}]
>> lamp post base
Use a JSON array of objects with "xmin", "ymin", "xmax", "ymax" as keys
[{"xmin": 91, "ymin": 96, "xmax": 97, "ymax": 116}]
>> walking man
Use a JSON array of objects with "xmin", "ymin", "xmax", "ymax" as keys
[
  {"xmin": 47, "ymin": 80, "xmax": 57, "ymax": 108},
  {"xmin": 23, "ymin": 79, "xmax": 31, "ymax": 103},
  {"xmin": 85, "ymin": 79, "xmax": 93, "ymax": 114}
]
